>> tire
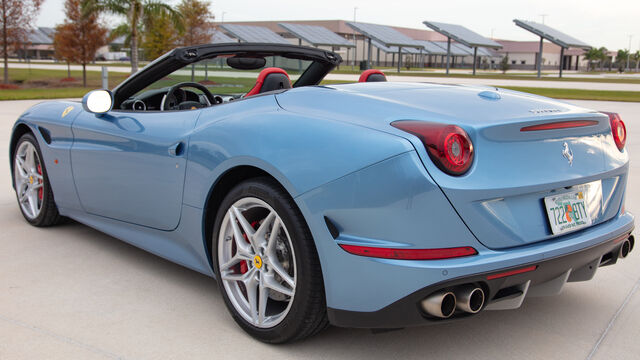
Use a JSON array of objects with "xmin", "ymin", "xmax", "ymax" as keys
[
  {"xmin": 212, "ymin": 177, "xmax": 328, "ymax": 343},
  {"xmin": 13, "ymin": 132, "xmax": 60, "ymax": 226}
]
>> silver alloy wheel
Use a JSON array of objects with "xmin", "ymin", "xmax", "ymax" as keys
[
  {"xmin": 218, "ymin": 197, "xmax": 297, "ymax": 328},
  {"xmin": 14, "ymin": 141, "xmax": 44, "ymax": 220}
]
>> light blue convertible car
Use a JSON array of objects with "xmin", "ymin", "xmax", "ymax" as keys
[{"xmin": 10, "ymin": 43, "xmax": 634, "ymax": 343}]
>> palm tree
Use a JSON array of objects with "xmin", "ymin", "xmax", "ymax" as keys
[
  {"xmin": 84, "ymin": 0, "xmax": 182, "ymax": 73},
  {"xmin": 633, "ymin": 50, "xmax": 640, "ymax": 72},
  {"xmin": 583, "ymin": 47, "xmax": 605, "ymax": 71}
]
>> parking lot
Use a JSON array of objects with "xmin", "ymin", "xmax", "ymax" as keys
[{"xmin": 1, "ymin": 99, "xmax": 639, "ymax": 360}]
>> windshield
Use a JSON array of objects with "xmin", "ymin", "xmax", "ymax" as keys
[{"xmin": 135, "ymin": 55, "xmax": 313, "ymax": 96}]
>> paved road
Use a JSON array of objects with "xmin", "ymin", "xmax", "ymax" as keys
[
  {"xmin": 4, "ymin": 62, "xmax": 640, "ymax": 91},
  {"xmin": 0, "ymin": 100, "xmax": 639, "ymax": 359}
]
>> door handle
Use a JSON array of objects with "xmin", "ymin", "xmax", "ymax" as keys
[{"xmin": 168, "ymin": 141, "xmax": 185, "ymax": 156}]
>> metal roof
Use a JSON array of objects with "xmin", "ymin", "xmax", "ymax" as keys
[
  {"xmin": 513, "ymin": 20, "xmax": 591, "ymax": 49},
  {"xmin": 28, "ymin": 27, "xmax": 54, "ymax": 45},
  {"xmin": 219, "ymin": 24, "xmax": 290, "ymax": 44},
  {"xmin": 430, "ymin": 41, "xmax": 472, "ymax": 56},
  {"xmin": 346, "ymin": 21, "xmax": 423, "ymax": 48},
  {"xmin": 423, "ymin": 21, "xmax": 502, "ymax": 49},
  {"xmin": 371, "ymin": 39, "xmax": 421, "ymax": 54},
  {"xmin": 278, "ymin": 23, "xmax": 354, "ymax": 47},
  {"xmin": 210, "ymin": 30, "xmax": 234, "ymax": 43}
]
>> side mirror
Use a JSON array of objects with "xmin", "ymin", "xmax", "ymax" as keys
[{"xmin": 82, "ymin": 90, "xmax": 113, "ymax": 114}]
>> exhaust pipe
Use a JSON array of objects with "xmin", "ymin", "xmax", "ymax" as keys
[
  {"xmin": 629, "ymin": 235, "xmax": 635, "ymax": 253},
  {"xmin": 455, "ymin": 286, "xmax": 485, "ymax": 314},
  {"xmin": 619, "ymin": 239, "xmax": 631, "ymax": 259},
  {"xmin": 421, "ymin": 291, "xmax": 456, "ymax": 318}
]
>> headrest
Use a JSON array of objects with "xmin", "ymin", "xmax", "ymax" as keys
[
  {"xmin": 359, "ymin": 69, "xmax": 387, "ymax": 82},
  {"xmin": 246, "ymin": 67, "xmax": 291, "ymax": 97}
]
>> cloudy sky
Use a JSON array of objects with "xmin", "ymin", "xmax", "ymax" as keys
[{"xmin": 38, "ymin": 0, "xmax": 639, "ymax": 51}]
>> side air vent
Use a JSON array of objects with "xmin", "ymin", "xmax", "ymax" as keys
[{"xmin": 38, "ymin": 126, "xmax": 52, "ymax": 144}]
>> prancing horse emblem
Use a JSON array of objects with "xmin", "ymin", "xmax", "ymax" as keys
[{"xmin": 562, "ymin": 142, "xmax": 573, "ymax": 166}]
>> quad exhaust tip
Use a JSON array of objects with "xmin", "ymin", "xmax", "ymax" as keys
[
  {"xmin": 421, "ymin": 291, "xmax": 456, "ymax": 318},
  {"xmin": 456, "ymin": 286, "xmax": 485, "ymax": 314}
]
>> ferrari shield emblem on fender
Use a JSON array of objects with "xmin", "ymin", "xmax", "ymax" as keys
[
  {"xmin": 61, "ymin": 106, "xmax": 74, "ymax": 118},
  {"xmin": 562, "ymin": 142, "xmax": 573, "ymax": 166}
]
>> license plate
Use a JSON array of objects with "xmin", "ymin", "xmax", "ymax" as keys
[{"xmin": 544, "ymin": 187, "xmax": 593, "ymax": 235}]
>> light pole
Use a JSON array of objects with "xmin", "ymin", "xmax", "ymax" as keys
[
  {"xmin": 352, "ymin": 7, "xmax": 358, "ymax": 69},
  {"xmin": 539, "ymin": 14, "xmax": 548, "ymax": 24},
  {"xmin": 627, "ymin": 35, "xmax": 633, "ymax": 72},
  {"xmin": 221, "ymin": 11, "xmax": 226, "ymax": 24}
]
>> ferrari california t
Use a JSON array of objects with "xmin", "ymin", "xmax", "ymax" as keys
[{"xmin": 9, "ymin": 43, "xmax": 634, "ymax": 343}]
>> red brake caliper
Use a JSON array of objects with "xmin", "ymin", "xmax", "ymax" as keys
[
  {"xmin": 238, "ymin": 220, "xmax": 260, "ymax": 274},
  {"xmin": 36, "ymin": 164, "xmax": 43, "ymax": 200}
]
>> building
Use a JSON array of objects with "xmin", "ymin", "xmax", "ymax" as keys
[{"xmin": 495, "ymin": 40, "xmax": 587, "ymax": 70}]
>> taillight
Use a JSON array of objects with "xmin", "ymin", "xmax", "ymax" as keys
[
  {"xmin": 603, "ymin": 112, "xmax": 626, "ymax": 151},
  {"xmin": 391, "ymin": 121, "xmax": 474, "ymax": 176}
]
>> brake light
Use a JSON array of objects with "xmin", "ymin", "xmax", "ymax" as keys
[
  {"xmin": 391, "ymin": 121, "xmax": 474, "ymax": 176},
  {"xmin": 603, "ymin": 112, "xmax": 626, "ymax": 151},
  {"xmin": 339, "ymin": 244, "xmax": 478, "ymax": 260}
]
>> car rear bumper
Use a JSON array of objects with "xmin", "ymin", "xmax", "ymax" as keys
[{"xmin": 327, "ymin": 227, "xmax": 635, "ymax": 329}]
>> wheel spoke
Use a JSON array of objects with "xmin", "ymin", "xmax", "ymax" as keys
[
  {"xmin": 15, "ymin": 157, "xmax": 28, "ymax": 178},
  {"xmin": 228, "ymin": 209, "xmax": 253, "ymax": 256},
  {"xmin": 254, "ymin": 211, "xmax": 276, "ymax": 247},
  {"xmin": 25, "ymin": 146, "xmax": 35, "ymax": 172},
  {"xmin": 220, "ymin": 253, "xmax": 250, "ymax": 272},
  {"xmin": 263, "ymin": 273, "xmax": 294, "ymax": 297},
  {"xmin": 31, "ymin": 182, "xmax": 43, "ymax": 190},
  {"xmin": 221, "ymin": 266, "xmax": 255, "ymax": 282},
  {"xmin": 245, "ymin": 273, "xmax": 259, "ymax": 323},
  {"xmin": 231, "ymin": 206, "xmax": 261, "ymax": 252},
  {"xmin": 258, "ymin": 276, "xmax": 269, "ymax": 325},
  {"xmin": 27, "ymin": 190, "xmax": 38, "ymax": 218},
  {"xmin": 265, "ymin": 218, "xmax": 281, "ymax": 255},
  {"xmin": 269, "ymin": 258, "xmax": 295, "ymax": 288}
]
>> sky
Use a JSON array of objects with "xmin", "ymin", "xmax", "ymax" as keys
[{"xmin": 38, "ymin": 0, "xmax": 640, "ymax": 51}]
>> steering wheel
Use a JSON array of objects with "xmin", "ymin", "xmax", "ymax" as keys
[{"xmin": 161, "ymin": 82, "xmax": 217, "ymax": 111}]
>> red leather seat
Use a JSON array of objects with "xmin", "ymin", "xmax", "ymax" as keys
[
  {"xmin": 359, "ymin": 69, "xmax": 387, "ymax": 82},
  {"xmin": 245, "ymin": 67, "xmax": 291, "ymax": 97}
]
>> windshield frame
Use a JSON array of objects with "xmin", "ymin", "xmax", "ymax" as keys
[{"xmin": 112, "ymin": 42, "xmax": 342, "ymax": 109}]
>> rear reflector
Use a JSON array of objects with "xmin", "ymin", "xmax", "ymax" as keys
[
  {"xmin": 486, "ymin": 265, "xmax": 538, "ymax": 280},
  {"xmin": 520, "ymin": 120, "xmax": 599, "ymax": 132},
  {"xmin": 339, "ymin": 244, "xmax": 477, "ymax": 260}
]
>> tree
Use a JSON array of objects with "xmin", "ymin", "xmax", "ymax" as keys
[
  {"xmin": 500, "ymin": 54, "xmax": 510, "ymax": 74},
  {"xmin": 634, "ymin": 51, "xmax": 640, "ymax": 72},
  {"xmin": 84, "ymin": 0, "xmax": 182, "ymax": 73},
  {"xmin": 54, "ymin": 0, "xmax": 107, "ymax": 87},
  {"xmin": 0, "ymin": 0, "xmax": 43, "ymax": 84},
  {"xmin": 616, "ymin": 49, "xmax": 629, "ymax": 72},
  {"xmin": 142, "ymin": 10, "xmax": 179, "ymax": 60},
  {"xmin": 176, "ymin": 0, "xmax": 214, "ymax": 47}
]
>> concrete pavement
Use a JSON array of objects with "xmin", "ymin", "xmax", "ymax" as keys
[{"xmin": 0, "ymin": 99, "xmax": 639, "ymax": 359}]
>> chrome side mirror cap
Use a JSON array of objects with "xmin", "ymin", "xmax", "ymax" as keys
[{"xmin": 82, "ymin": 90, "xmax": 113, "ymax": 114}]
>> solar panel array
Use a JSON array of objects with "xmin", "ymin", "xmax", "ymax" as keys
[
  {"xmin": 430, "ymin": 41, "xmax": 471, "ymax": 56},
  {"xmin": 28, "ymin": 27, "xmax": 54, "ymax": 44},
  {"xmin": 219, "ymin": 24, "xmax": 290, "ymax": 44},
  {"xmin": 423, "ymin": 21, "xmax": 502, "ymax": 49},
  {"xmin": 346, "ymin": 21, "xmax": 423, "ymax": 48},
  {"xmin": 371, "ymin": 39, "xmax": 421, "ymax": 54},
  {"xmin": 210, "ymin": 30, "xmax": 235, "ymax": 43},
  {"xmin": 513, "ymin": 20, "xmax": 591, "ymax": 49},
  {"xmin": 453, "ymin": 42, "xmax": 497, "ymax": 57},
  {"xmin": 278, "ymin": 23, "xmax": 354, "ymax": 47}
]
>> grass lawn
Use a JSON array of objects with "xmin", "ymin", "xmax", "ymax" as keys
[
  {"xmin": 496, "ymin": 86, "xmax": 640, "ymax": 102},
  {"xmin": 2, "ymin": 68, "xmax": 639, "ymax": 102}
]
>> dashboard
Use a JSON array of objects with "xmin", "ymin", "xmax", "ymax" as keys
[{"xmin": 120, "ymin": 88, "xmax": 236, "ymax": 111}]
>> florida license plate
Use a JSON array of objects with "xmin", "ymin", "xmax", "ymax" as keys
[{"xmin": 544, "ymin": 187, "xmax": 593, "ymax": 235}]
